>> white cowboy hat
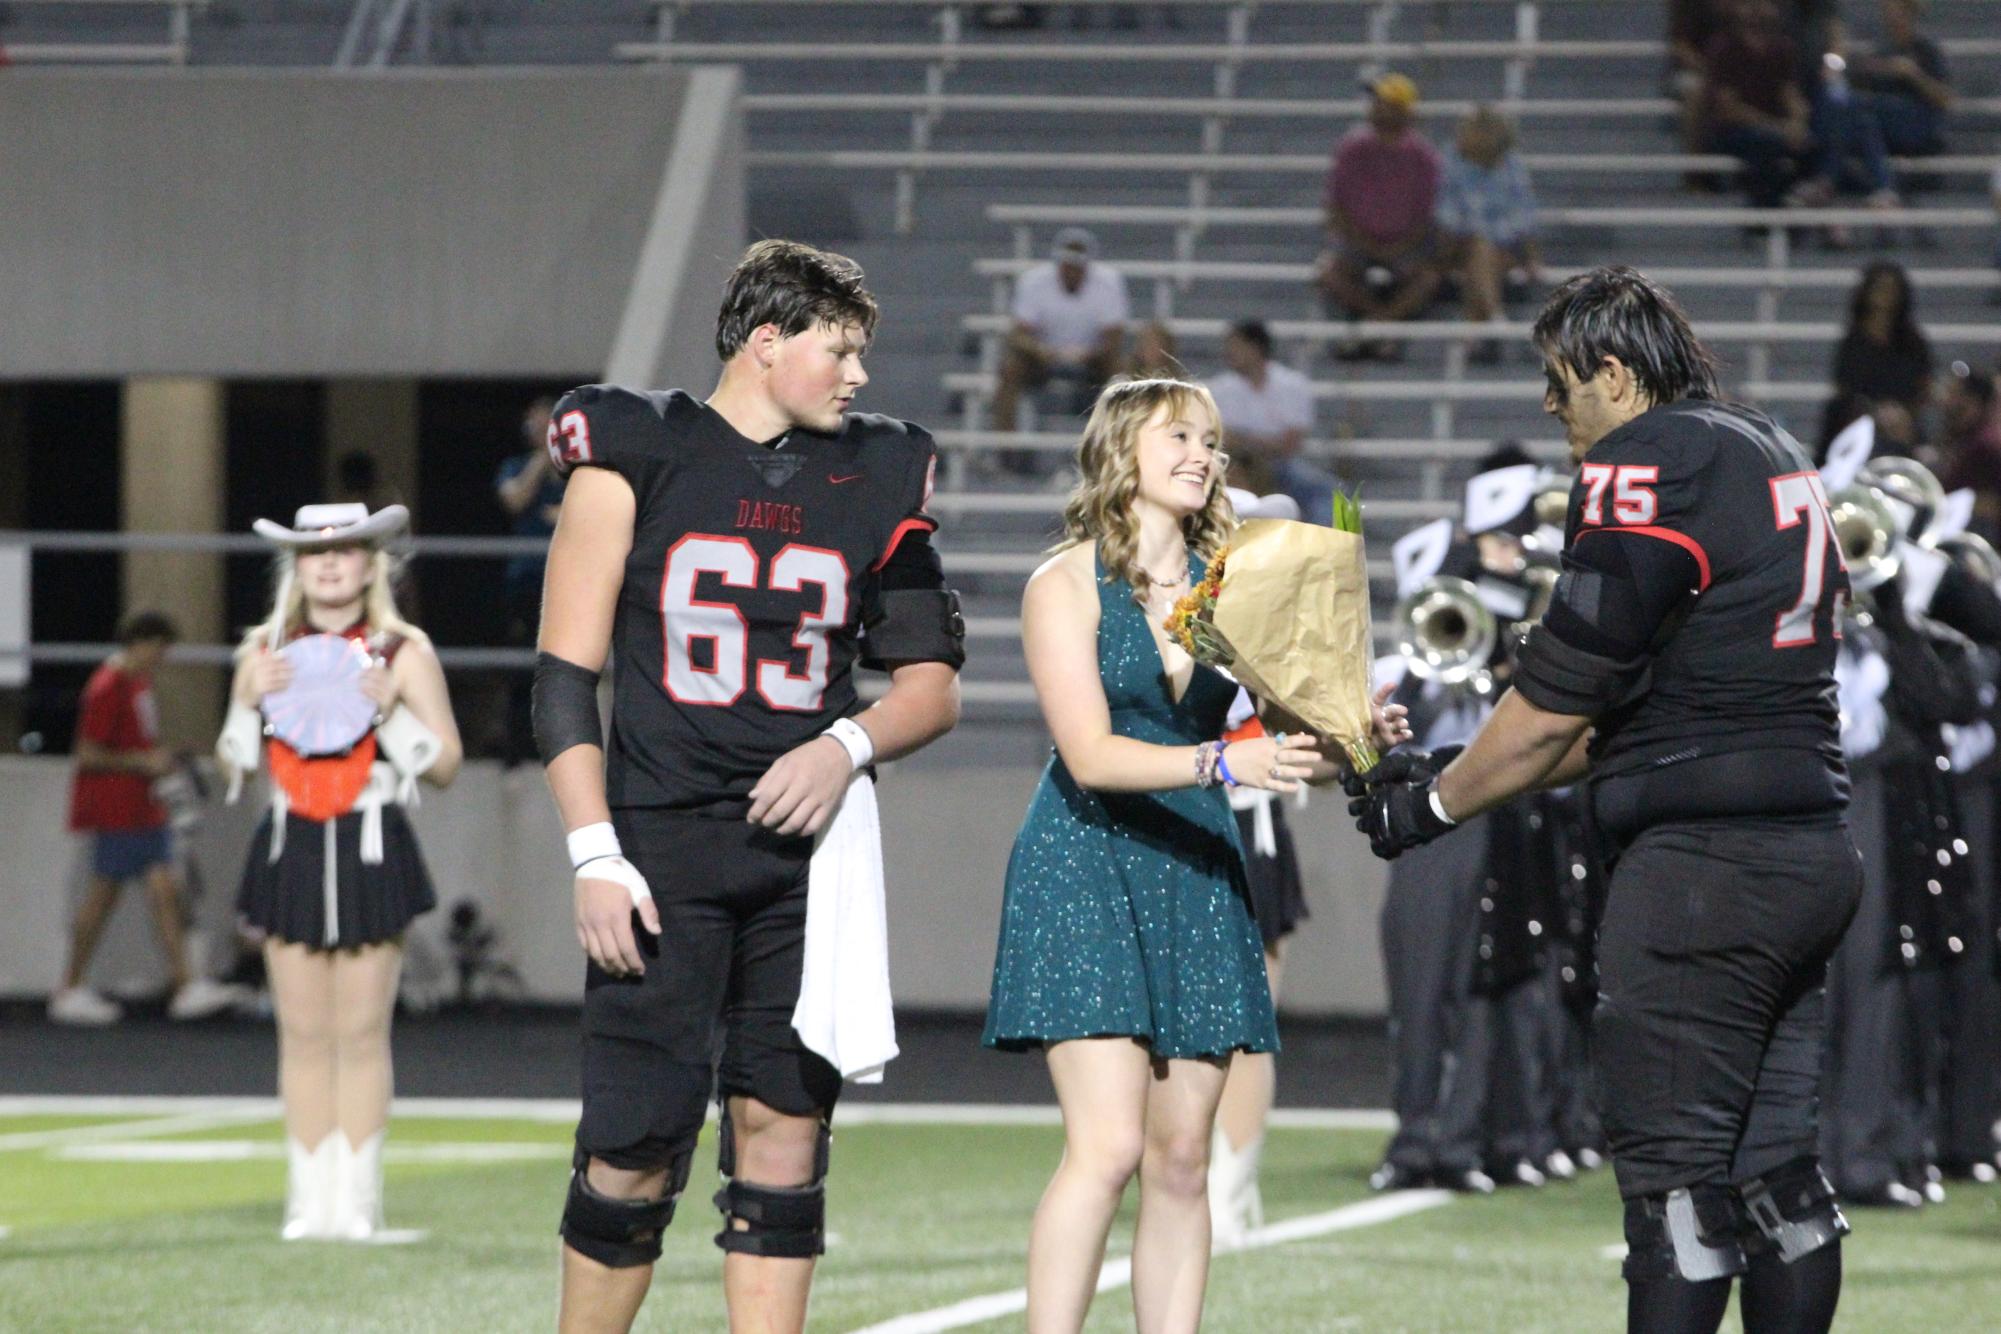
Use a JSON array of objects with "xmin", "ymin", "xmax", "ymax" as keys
[{"xmin": 252, "ymin": 503, "xmax": 409, "ymax": 547}]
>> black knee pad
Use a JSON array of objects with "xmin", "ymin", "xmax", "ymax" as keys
[
  {"xmin": 713, "ymin": 1112, "xmax": 831, "ymax": 1259},
  {"xmin": 1738, "ymin": 1157, "xmax": 1849, "ymax": 1264},
  {"xmin": 560, "ymin": 1145, "xmax": 695, "ymax": 1269},
  {"xmin": 1623, "ymin": 1184, "xmax": 1748, "ymax": 1283}
]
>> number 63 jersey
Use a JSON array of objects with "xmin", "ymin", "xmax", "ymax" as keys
[
  {"xmin": 547, "ymin": 385, "xmax": 951, "ymax": 818},
  {"xmin": 1521, "ymin": 398, "xmax": 1850, "ymax": 789}
]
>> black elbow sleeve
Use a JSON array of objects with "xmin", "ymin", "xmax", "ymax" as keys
[
  {"xmin": 861, "ymin": 589, "xmax": 967, "ymax": 671},
  {"xmin": 1513, "ymin": 624, "xmax": 1647, "ymax": 718},
  {"xmin": 531, "ymin": 652, "xmax": 605, "ymax": 766}
]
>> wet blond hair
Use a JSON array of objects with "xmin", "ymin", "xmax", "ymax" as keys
[
  {"xmin": 235, "ymin": 546, "xmax": 429, "ymax": 659},
  {"xmin": 1058, "ymin": 377, "xmax": 1236, "ymax": 598}
]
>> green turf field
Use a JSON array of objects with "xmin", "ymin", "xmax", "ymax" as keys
[{"xmin": 1, "ymin": 1104, "xmax": 1997, "ymax": 1332}]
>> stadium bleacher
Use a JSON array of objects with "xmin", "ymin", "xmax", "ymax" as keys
[
  {"xmin": 7, "ymin": 0, "xmax": 1997, "ymax": 709},
  {"xmin": 604, "ymin": 0, "xmax": 2001, "ymax": 708}
]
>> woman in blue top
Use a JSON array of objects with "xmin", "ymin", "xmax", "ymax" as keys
[{"xmin": 984, "ymin": 377, "xmax": 1324, "ymax": 1332}]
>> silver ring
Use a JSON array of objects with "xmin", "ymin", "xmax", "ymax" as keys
[{"xmin": 1269, "ymin": 764, "xmax": 1281, "ymax": 780}]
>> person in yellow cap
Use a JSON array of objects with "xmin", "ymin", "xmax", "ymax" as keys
[{"xmin": 1317, "ymin": 72, "xmax": 1445, "ymax": 360}]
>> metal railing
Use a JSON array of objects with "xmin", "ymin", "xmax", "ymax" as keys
[{"xmin": 0, "ymin": 0, "xmax": 208, "ymax": 64}]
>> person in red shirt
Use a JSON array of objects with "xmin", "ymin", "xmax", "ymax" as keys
[
  {"xmin": 1317, "ymin": 72, "xmax": 1446, "ymax": 359},
  {"xmin": 52, "ymin": 612, "xmax": 238, "ymax": 1026}
]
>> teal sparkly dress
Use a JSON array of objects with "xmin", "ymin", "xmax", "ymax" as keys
[{"xmin": 983, "ymin": 547, "xmax": 1280, "ymax": 1061}]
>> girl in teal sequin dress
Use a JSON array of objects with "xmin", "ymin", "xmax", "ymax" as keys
[{"xmin": 983, "ymin": 379, "xmax": 1328, "ymax": 1332}]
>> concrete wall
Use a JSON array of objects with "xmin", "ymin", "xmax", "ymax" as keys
[
  {"xmin": 0, "ymin": 729, "xmax": 1392, "ymax": 1016},
  {"xmin": 0, "ymin": 67, "xmax": 740, "ymax": 382}
]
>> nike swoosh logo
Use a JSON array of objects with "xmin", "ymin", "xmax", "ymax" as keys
[{"xmin": 829, "ymin": 474, "xmax": 863, "ymax": 484}]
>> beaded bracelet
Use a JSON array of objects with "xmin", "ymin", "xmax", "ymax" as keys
[{"xmin": 1195, "ymin": 739, "xmax": 1229, "ymax": 789}]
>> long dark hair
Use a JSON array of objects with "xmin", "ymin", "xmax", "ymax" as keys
[
  {"xmin": 1532, "ymin": 265, "xmax": 1719, "ymax": 406},
  {"xmin": 1845, "ymin": 261, "xmax": 1926, "ymax": 356}
]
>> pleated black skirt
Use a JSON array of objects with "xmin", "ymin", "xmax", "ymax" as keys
[{"xmin": 236, "ymin": 805, "xmax": 436, "ymax": 949}]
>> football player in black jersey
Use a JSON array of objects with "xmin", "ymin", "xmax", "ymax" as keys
[
  {"xmin": 531, "ymin": 240, "xmax": 964, "ymax": 1333},
  {"xmin": 1350, "ymin": 267, "xmax": 1861, "ymax": 1334}
]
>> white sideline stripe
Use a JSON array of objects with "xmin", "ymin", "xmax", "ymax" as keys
[
  {"xmin": 0, "ymin": 1108, "xmax": 275, "ymax": 1154},
  {"xmin": 58, "ymin": 1140, "xmax": 570, "ymax": 1164},
  {"xmin": 849, "ymin": 1190, "xmax": 1451, "ymax": 1334},
  {"xmin": 0, "ymin": 1096, "xmax": 1396, "ymax": 1132}
]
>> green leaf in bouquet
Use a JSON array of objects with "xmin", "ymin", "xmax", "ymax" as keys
[{"xmin": 1330, "ymin": 488, "xmax": 1364, "ymax": 536}]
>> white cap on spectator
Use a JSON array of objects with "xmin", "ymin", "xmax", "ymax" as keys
[{"xmin": 1051, "ymin": 227, "xmax": 1097, "ymax": 262}]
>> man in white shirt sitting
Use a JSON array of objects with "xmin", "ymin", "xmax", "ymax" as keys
[
  {"xmin": 992, "ymin": 228, "xmax": 1129, "ymax": 453},
  {"xmin": 1204, "ymin": 320, "xmax": 1338, "ymax": 524}
]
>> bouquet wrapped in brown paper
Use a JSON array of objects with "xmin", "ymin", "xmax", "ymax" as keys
[{"xmin": 1165, "ymin": 509, "xmax": 1379, "ymax": 772}]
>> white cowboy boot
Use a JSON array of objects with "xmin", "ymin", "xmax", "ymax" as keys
[
  {"xmin": 282, "ymin": 1136, "xmax": 337, "ymax": 1241},
  {"xmin": 1208, "ymin": 1126, "xmax": 1266, "ymax": 1250},
  {"xmin": 329, "ymin": 1130, "xmax": 385, "ymax": 1241}
]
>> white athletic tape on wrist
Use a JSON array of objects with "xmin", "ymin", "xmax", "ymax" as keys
[
  {"xmin": 1429, "ymin": 787, "xmax": 1458, "ymax": 827},
  {"xmin": 824, "ymin": 716, "xmax": 875, "ymax": 770},
  {"xmin": 575, "ymin": 855, "xmax": 653, "ymax": 914},
  {"xmin": 566, "ymin": 821, "xmax": 622, "ymax": 869}
]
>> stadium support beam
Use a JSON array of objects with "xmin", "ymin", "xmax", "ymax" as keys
[
  {"xmin": 121, "ymin": 377, "xmax": 225, "ymax": 744},
  {"xmin": 605, "ymin": 65, "xmax": 746, "ymax": 391}
]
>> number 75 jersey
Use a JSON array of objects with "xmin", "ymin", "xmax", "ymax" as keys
[
  {"xmin": 1561, "ymin": 398, "xmax": 1850, "ymax": 780},
  {"xmin": 547, "ymin": 385, "xmax": 947, "ymax": 817}
]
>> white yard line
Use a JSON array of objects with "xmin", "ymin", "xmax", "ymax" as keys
[
  {"xmin": 0, "ymin": 1107, "xmax": 278, "ymax": 1154},
  {"xmin": 57, "ymin": 1141, "xmax": 571, "ymax": 1164},
  {"xmin": 848, "ymin": 1190, "xmax": 1453, "ymax": 1334},
  {"xmin": 0, "ymin": 1096, "xmax": 1395, "ymax": 1132}
]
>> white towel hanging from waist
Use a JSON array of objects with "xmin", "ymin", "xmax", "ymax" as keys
[{"xmin": 791, "ymin": 772, "xmax": 897, "ymax": 1084}]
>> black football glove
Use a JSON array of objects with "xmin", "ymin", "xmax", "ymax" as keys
[
  {"xmin": 1347, "ymin": 746, "xmax": 1465, "ymax": 859},
  {"xmin": 1340, "ymin": 744, "xmax": 1465, "ymax": 799},
  {"xmin": 1350, "ymin": 778, "xmax": 1459, "ymax": 859}
]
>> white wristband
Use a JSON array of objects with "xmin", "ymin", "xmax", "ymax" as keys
[
  {"xmin": 824, "ymin": 716, "xmax": 875, "ymax": 771},
  {"xmin": 1428, "ymin": 788, "xmax": 1458, "ymax": 828},
  {"xmin": 567, "ymin": 821, "xmax": 622, "ymax": 870}
]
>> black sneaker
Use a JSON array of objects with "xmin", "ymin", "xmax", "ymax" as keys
[
  {"xmin": 1368, "ymin": 1162, "xmax": 1429, "ymax": 1192},
  {"xmin": 1842, "ymin": 1181, "xmax": 1924, "ymax": 1208},
  {"xmin": 1434, "ymin": 1168, "xmax": 1497, "ymax": 1195},
  {"xmin": 1493, "ymin": 1159, "xmax": 1547, "ymax": 1189}
]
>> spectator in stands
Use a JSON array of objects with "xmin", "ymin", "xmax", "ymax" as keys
[
  {"xmin": 1129, "ymin": 319, "xmax": 1183, "ymax": 379},
  {"xmin": 51, "ymin": 612, "xmax": 236, "ymax": 1026},
  {"xmin": 1831, "ymin": 261, "xmax": 1934, "ymax": 451},
  {"xmin": 1850, "ymin": 0, "xmax": 1953, "ymax": 158},
  {"xmin": 1668, "ymin": 0, "xmax": 1732, "ymax": 172},
  {"xmin": 1318, "ymin": 73, "xmax": 1444, "ymax": 360},
  {"xmin": 993, "ymin": 228, "xmax": 1129, "ymax": 473},
  {"xmin": 1940, "ymin": 360, "xmax": 2001, "ymax": 534},
  {"xmin": 1204, "ymin": 320, "xmax": 1336, "ymax": 524},
  {"xmin": 1701, "ymin": 0, "xmax": 1814, "ymax": 208},
  {"xmin": 1789, "ymin": 26, "xmax": 1901, "ymax": 217},
  {"xmin": 1435, "ymin": 107, "xmax": 1541, "ymax": 363},
  {"xmin": 494, "ymin": 396, "xmax": 563, "ymax": 764}
]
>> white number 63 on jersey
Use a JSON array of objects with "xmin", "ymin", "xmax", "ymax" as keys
[{"xmin": 660, "ymin": 536, "xmax": 851, "ymax": 711}]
